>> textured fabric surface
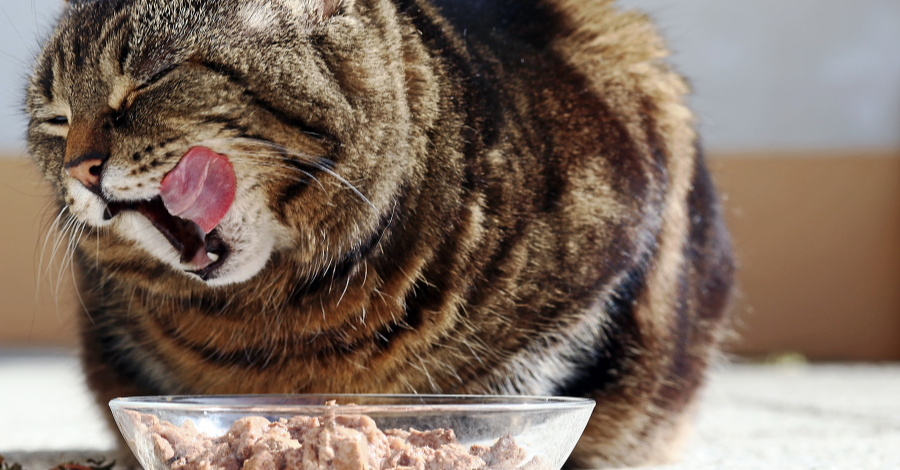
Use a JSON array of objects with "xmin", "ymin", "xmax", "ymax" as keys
[
  {"xmin": 1, "ymin": 351, "xmax": 898, "ymax": 469},
  {"xmin": 658, "ymin": 363, "xmax": 900, "ymax": 470},
  {"xmin": 0, "ymin": 350, "xmax": 117, "ymax": 452}
]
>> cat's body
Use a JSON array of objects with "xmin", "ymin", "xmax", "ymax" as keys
[{"xmin": 26, "ymin": 0, "xmax": 733, "ymax": 467}]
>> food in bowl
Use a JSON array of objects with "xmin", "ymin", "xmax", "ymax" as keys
[
  {"xmin": 127, "ymin": 406, "xmax": 546, "ymax": 470},
  {"xmin": 110, "ymin": 395, "xmax": 594, "ymax": 470}
]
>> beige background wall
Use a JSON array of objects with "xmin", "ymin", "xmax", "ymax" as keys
[
  {"xmin": 0, "ymin": 158, "xmax": 78, "ymax": 348},
  {"xmin": 712, "ymin": 152, "xmax": 900, "ymax": 361}
]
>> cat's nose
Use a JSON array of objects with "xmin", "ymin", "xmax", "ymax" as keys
[
  {"xmin": 64, "ymin": 115, "xmax": 110, "ymax": 193},
  {"xmin": 65, "ymin": 152, "xmax": 107, "ymax": 191}
]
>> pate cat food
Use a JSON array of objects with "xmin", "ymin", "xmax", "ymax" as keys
[{"xmin": 126, "ymin": 410, "xmax": 547, "ymax": 470}]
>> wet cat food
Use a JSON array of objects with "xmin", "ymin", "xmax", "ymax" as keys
[{"xmin": 126, "ymin": 410, "xmax": 546, "ymax": 470}]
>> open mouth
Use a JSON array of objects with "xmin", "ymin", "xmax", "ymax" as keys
[
  {"xmin": 103, "ymin": 146, "xmax": 236, "ymax": 281},
  {"xmin": 104, "ymin": 198, "xmax": 229, "ymax": 279}
]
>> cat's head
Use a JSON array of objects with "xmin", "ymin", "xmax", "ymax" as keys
[{"xmin": 26, "ymin": 0, "xmax": 434, "ymax": 288}]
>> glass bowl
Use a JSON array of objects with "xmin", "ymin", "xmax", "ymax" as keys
[{"xmin": 110, "ymin": 395, "xmax": 594, "ymax": 470}]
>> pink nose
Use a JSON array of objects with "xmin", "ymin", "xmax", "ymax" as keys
[{"xmin": 65, "ymin": 154, "xmax": 105, "ymax": 191}]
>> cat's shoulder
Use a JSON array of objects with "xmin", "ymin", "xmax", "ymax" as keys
[
  {"xmin": 420, "ymin": 0, "xmax": 665, "ymax": 53},
  {"xmin": 418, "ymin": 0, "xmax": 680, "ymax": 96}
]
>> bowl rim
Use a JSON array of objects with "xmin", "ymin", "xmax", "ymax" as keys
[{"xmin": 109, "ymin": 394, "xmax": 595, "ymax": 413}]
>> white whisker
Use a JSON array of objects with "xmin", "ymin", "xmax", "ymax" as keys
[
  {"xmin": 96, "ymin": 222, "xmax": 101, "ymax": 273},
  {"xmin": 50, "ymin": 216, "xmax": 78, "ymax": 317},
  {"xmin": 36, "ymin": 205, "xmax": 69, "ymax": 300},
  {"xmin": 230, "ymin": 157, "xmax": 327, "ymax": 193},
  {"xmin": 69, "ymin": 225, "xmax": 94, "ymax": 324},
  {"xmin": 336, "ymin": 272, "xmax": 351, "ymax": 307},
  {"xmin": 57, "ymin": 220, "xmax": 86, "ymax": 299},
  {"xmin": 47, "ymin": 214, "xmax": 77, "ymax": 284}
]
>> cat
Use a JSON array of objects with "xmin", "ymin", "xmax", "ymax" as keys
[{"xmin": 25, "ymin": 0, "xmax": 734, "ymax": 467}]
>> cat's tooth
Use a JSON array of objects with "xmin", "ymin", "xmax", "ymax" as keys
[{"xmin": 207, "ymin": 252, "xmax": 220, "ymax": 262}]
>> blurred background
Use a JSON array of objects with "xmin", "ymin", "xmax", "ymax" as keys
[{"xmin": 1, "ymin": 1, "xmax": 899, "ymax": 359}]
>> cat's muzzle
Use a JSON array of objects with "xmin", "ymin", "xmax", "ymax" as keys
[{"xmin": 104, "ymin": 197, "xmax": 229, "ymax": 279}]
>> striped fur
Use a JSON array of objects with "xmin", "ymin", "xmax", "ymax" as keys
[{"xmin": 26, "ymin": 0, "xmax": 733, "ymax": 467}]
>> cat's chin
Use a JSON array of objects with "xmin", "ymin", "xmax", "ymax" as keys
[
  {"xmin": 111, "ymin": 208, "xmax": 279, "ymax": 286},
  {"xmin": 197, "ymin": 232, "xmax": 277, "ymax": 287}
]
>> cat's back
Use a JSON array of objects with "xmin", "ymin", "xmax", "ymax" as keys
[{"xmin": 412, "ymin": 0, "xmax": 693, "ymax": 169}]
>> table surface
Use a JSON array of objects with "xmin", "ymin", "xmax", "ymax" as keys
[{"xmin": 2, "ymin": 350, "xmax": 899, "ymax": 469}]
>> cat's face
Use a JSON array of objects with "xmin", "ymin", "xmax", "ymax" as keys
[{"xmin": 26, "ymin": 0, "xmax": 423, "ymax": 289}]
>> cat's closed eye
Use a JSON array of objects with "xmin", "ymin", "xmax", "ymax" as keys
[
  {"xmin": 110, "ymin": 65, "xmax": 180, "ymax": 123},
  {"xmin": 141, "ymin": 64, "xmax": 180, "ymax": 89},
  {"xmin": 46, "ymin": 116, "xmax": 69, "ymax": 125}
]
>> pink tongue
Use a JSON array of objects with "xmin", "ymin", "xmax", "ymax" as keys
[{"xmin": 160, "ymin": 147, "xmax": 236, "ymax": 234}]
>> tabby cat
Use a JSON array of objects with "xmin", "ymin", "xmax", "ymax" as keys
[{"xmin": 25, "ymin": 0, "xmax": 734, "ymax": 467}]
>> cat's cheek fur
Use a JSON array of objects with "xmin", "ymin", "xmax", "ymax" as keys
[
  {"xmin": 203, "ymin": 204, "xmax": 290, "ymax": 287},
  {"xmin": 65, "ymin": 179, "xmax": 115, "ymax": 227},
  {"xmin": 101, "ymin": 164, "xmax": 165, "ymax": 202},
  {"xmin": 199, "ymin": 173, "xmax": 295, "ymax": 286}
]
